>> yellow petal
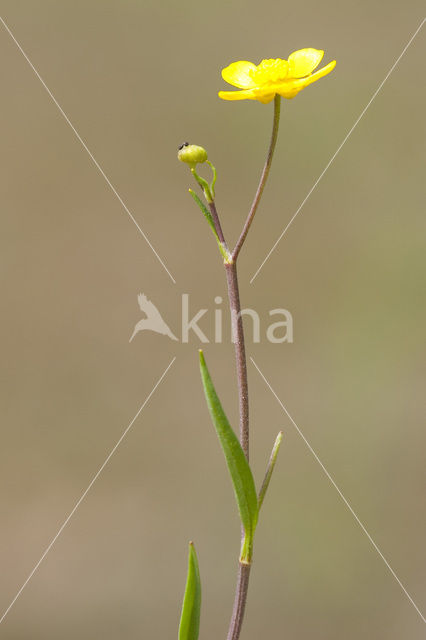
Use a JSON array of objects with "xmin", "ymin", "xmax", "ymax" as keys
[
  {"xmin": 276, "ymin": 84, "xmax": 303, "ymax": 99},
  {"xmin": 256, "ymin": 94, "xmax": 276, "ymax": 104},
  {"xmin": 221, "ymin": 61, "xmax": 257, "ymax": 88},
  {"xmin": 218, "ymin": 89, "xmax": 257, "ymax": 101},
  {"xmin": 288, "ymin": 48, "xmax": 324, "ymax": 78},
  {"xmin": 301, "ymin": 59, "xmax": 336, "ymax": 87}
]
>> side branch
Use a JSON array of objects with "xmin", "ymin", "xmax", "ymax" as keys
[{"xmin": 232, "ymin": 94, "xmax": 281, "ymax": 261}]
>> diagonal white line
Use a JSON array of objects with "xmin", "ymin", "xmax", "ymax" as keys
[
  {"xmin": 250, "ymin": 18, "xmax": 426, "ymax": 284},
  {"xmin": 250, "ymin": 356, "xmax": 426, "ymax": 623},
  {"xmin": 0, "ymin": 356, "xmax": 176, "ymax": 625},
  {"xmin": 0, "ymin": 16, "xmax": 176, "ymax": 284}
]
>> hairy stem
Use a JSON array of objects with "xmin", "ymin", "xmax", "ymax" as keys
[
  {"xmin": 224, "ymin": 260, "xmax": 251, "ymax": 640},
  {"xmin": 232, "ymin": 94, "xmax": 281, "ymax": 261},
  {"xmin": 226, "ymin": 563, "xmax": 251, "ymax": 640},
  {"xmin": 208, "ymin": 200, "xmax": 228, "ymax": 249},
  {"xmin": 225, "ymin": 260, "xmax": 249, "ymax": 459}
]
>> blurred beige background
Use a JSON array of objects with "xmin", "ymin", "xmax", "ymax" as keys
[{"xmin": 0, "ymin": 1, "xmax": 425, "ymax": 638}]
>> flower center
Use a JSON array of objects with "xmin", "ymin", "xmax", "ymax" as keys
[{"xmin": 251, "ymin": 58, "xmax": 289, "ymax": 85}]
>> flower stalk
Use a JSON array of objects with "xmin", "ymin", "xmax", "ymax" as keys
[{"xmin": 233, "ymin": 94, "xmax": 281, "ymax": 261}]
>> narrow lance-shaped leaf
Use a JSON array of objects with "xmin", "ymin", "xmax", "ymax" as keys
[
  {"xmin": 188, "ymin": 188, "xmax": 217, "ymax": 236},
  {"xmin": 199, "ymin": 350, "xmax": 258, "ymax": 562},
  {"xmin": 258, "ymin": 431, "xmax": 283, "ymax": 511},
  {"xmin": 188, "ymin": 189, "xmax": 230, "ymax": 261},
  {"xmin": 178, "ymin": 542, "xmax": 201, "ymax": 640},
  {"xmin": 206, "ymin": 160, "xmax": 217, "ymax": 199}
]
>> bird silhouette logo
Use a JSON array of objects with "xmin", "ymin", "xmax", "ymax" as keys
[{"xmin": 129, "ymin": 293, "xmax": 178, "ymax": 342}]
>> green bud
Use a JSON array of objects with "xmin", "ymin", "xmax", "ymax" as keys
[{"xmin": 178, "ymin": 142, "xmax": 208, "ymax": 167}]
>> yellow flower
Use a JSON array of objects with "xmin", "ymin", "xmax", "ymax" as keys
[{"xmin": 218, "ymin": 48, "xmax": 336, "ymax": 103}]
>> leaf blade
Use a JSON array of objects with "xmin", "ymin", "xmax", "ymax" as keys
[
  {"xmin": 258, "ymin": 431, "xmax": 283, "ymax": 511},
  {"xmin": 199, "ymin": 350, "xmax": 258, "ymax": 561},
  {"xmin": 178, "ymin": 542, "xmax": 201, "ymax": 640},
  {"xmin": 188, "ymin": 189, "xmax": 230, "ymax": 261},
  {"xmin": 188, "ymin": 188, "xmax": 217, "ymax": 235}
]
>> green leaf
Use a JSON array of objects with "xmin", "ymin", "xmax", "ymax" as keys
[
  {"xmin": 258, "ymin": 431, "xmax": 283, "ymax": 511},
  {"xmin": 188, "ymin": 189, "xmax": 230, "ymax": 262},
  {"xmin": 206, "ymin": 160, "xmax": 217, "ymax": 199},
  {"xmin": 188, "ymin": 188, "xmax": 217, "ymax": 236},
  {"xmin": 191, "ymin": 167, "xmax": 213, "ymax": 203},
  {"xmin": 199, "ymin": 350, "xmax": 258, "ymax": 562},
  {"xmin": 178, "ymin": 542, "xmax": 201, "ymax": 640}
]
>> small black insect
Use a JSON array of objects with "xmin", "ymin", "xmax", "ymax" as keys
[{"xmin": 178, "ymin": 142, "xmax": 190, "ymax": 150}]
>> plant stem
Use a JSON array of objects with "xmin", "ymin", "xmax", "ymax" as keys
[
  {"xmin": 208, "ymin": 200, "xmax": 228, "ymax": 249},
  {"xmin": 208, "ymin": 96, "xmax": 281, "ymax": 640},
  {"xmin": 223, "ymin": 260, "xmax": 251, "ymax": 640},
  {"xmin": 225, "ymin": 260, "xmax": 249, "ymax": 459},
  {"xmin": 232, "ymin": 94, "xmax": 281, "ymax": 261},
  {"xmin": 226, "ymin": 563, "xmax": 251, "ymax": 640}
]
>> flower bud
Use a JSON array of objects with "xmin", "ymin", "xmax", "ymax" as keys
[{"xmin": 178, "ymin": 142, "xmax": 208, "ymax": 167}]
